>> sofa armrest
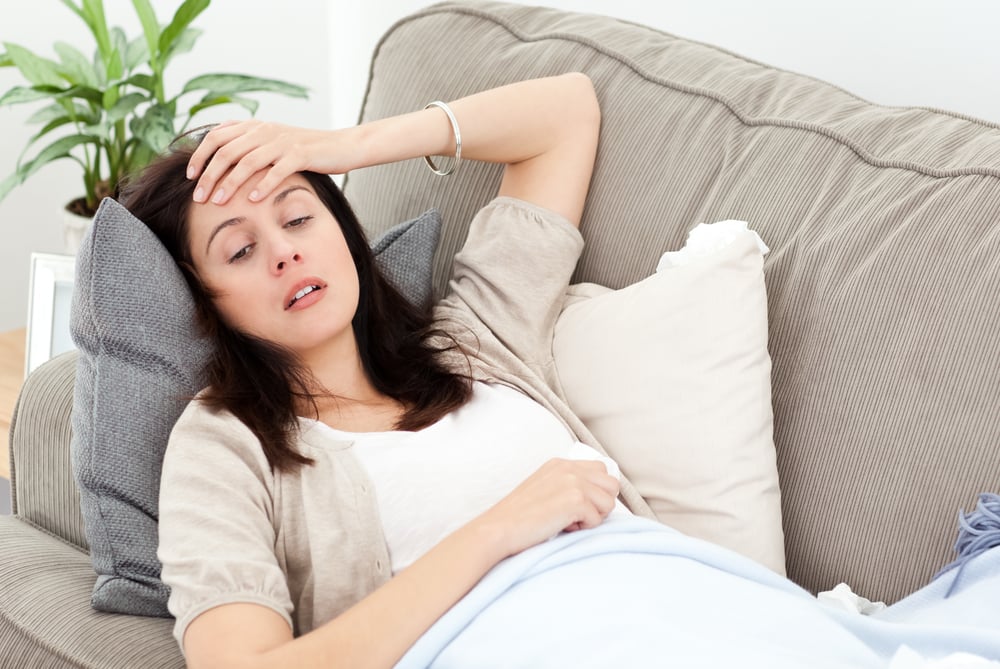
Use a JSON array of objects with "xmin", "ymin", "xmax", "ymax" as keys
[
  {"xmin": 0, "ymin": 515, "xmax": 182, "ymax": 669},
  {"xmin": 9, "ymin": 350, "xmax": 88, "ymax": 549}
]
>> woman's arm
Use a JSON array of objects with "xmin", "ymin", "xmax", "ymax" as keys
[
  {"xmin": 183, "ymin": 458, "xmax": 619, "ymax": 669},
  {"xmin": 186, "ymin": 72, "xmax": 600, "ymax": 226}
]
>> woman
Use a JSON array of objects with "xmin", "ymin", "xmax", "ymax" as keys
[{"xmin": 126, "ymin": 73, "xmax": 635, "ymax": 668}]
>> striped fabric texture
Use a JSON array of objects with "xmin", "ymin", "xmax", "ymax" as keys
[
  {"xmin": 345, "ymin": 1, "xmax": 1000, "ymax": 604},
  {"xmin": 0, "ymin": 514, "xmax": 181, "ymax": 669},
  {"xmin": 8, "ymin": 351, "xmax": 87, "ymax": 550}
]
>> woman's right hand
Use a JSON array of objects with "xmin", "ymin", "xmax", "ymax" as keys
[
  {"xmin": 187, "ymin": 120, "xmax": 355, "ymax": 205},
  {"xmin": 475, "ymin": 458, "xmax": 621, "ymax": 559},
  {"xmin": 182, "ymin": 457, "xmax": 619, "ymax": 669}
]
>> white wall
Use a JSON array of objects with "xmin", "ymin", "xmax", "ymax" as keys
[
  {"xmin": 0, "ymin": 0, "xmax": 330, "ymax": 331},
  {"xmin": 330, "ymin": 0, "xmax": 1000, "ymax": 131}
]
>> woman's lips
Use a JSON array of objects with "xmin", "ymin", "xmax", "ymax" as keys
[{"xmin": 285, "ymin": 279, "xmax": 327, "ymax": 311}]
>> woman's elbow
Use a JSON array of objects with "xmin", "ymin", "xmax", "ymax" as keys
[{"xmin": 561, "ymin": 71, "xmax": 602, "ymax": 129}]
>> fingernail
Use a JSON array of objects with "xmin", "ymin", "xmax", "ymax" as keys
[
  {"xmin": 249, "ymin": 189, "xmax": 260, "ymax": 202},
  {"xmin": 186, "ymin": 165, "xmax": 195, "ymax": 179},
  {"xmin": 193, "ymin": 187, "xmax": 205, "ymax": 202},
  {"xmin": 211, "ymin": 188, "xmax": 225, "ymax": 204}
]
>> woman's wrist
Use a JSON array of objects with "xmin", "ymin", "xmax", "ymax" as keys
[
  {"xmin": 455, "ymin": 512, "xmax": 516, "ymax": 566},
  {"xmin": 347, "ymin": 107, "xmax": 454, "ymax": 172}
]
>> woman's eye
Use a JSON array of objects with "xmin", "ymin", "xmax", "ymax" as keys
[
  {"xmin": 228, "ymin": 244, "xmax": 253, "ymax": 264},
  {"xmin": 285, "ymin": 215, "xmax": 312, "ymax": 228}
]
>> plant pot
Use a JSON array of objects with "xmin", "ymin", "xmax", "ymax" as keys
[{"xmin": 63, "ymin": 208, "xmax": 94, "ymax": 255}]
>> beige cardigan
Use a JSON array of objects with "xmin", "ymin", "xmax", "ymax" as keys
[{"xmin": 157, "ymin": 196, "xmax": 654, "ymax": 648}]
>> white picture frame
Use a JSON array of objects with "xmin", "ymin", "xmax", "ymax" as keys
[{"xmin": 25, "ymin": 252, "xmax": 77, "ymax": 377}]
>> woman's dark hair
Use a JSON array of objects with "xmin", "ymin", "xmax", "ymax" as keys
[{"xmin": 119, "ymin": 138, "xmax": 472, "ymax": 471}]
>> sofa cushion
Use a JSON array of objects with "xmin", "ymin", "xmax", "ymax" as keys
[
  {"xmin": 345, "ymin": 0, "xmax": 1000, "ymax": 603},
  {"xmin": 70, "ymin": 197, "xmax": 440, "ymax": 616},
  {"xmin": 553, "ymin": 226, "xmax": 784, "ymax": 574},
  {"xmin": 0, "ymin": 515, "xmax": 183, "ymax": 668}
]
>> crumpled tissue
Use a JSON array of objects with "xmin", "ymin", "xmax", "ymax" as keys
[
  {"xmin": 817, "ymin": 582, "xmax": 886, "ymax": 615},
  {"xmin": 657, "ymin": 219, "xmax": 770, "ymax": 272}
]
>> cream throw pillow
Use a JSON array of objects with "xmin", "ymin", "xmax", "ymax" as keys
[{"xmin": 553, "ymin": 225, "xmax": 786, "ymax": 574}]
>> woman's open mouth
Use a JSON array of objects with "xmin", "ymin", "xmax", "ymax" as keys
[{"xmin": 285, "ymin": 280, "xmax": 327, "ymax": 310}]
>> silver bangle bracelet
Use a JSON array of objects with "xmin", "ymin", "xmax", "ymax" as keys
[{"xmin": 423, "ymin": 100, "xmax": 462, "ymax": 177}]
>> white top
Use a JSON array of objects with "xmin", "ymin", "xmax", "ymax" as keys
[{"xmin": 308, "ymin": 382, "xmax": 629, "ymax": 573}]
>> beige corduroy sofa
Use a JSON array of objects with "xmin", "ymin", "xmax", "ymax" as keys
[{"xmin": 3, "ymin": 2, "xmax": 999, "ymax": 667}]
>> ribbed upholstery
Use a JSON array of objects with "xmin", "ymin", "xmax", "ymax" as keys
[
  {"xmin": 9, "ymin": 350, "xmax": 87, "ymax": 550},
  {"xmin": 346, "ymin": 1, "xmax": 1000, "ymax": 603},
  {"xmin": 0, "ymin": 515, "xmax": 182, "ymax": 669}
]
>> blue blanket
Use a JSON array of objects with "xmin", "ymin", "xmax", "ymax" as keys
[{"xmin": 396, "ymin": 516, "xmax": 1000, "ymax": 668}]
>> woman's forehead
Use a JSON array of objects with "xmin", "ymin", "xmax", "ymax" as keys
[{"xmin": 188, "ymin": 173, "xmax": 318, "ymax": 251}]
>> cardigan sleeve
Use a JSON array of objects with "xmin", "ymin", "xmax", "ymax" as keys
[
  {"xmin": 435, "ymin": 196, "xmax": 585, "ymax": 370},
  {"xmin": 157, "ymin": 397, "xmax": 294, "ymax": 652}
]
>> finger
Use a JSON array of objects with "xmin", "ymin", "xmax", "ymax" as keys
[
  {"xmin": 194, "ymin": 135, "xmax": 271, "ymax": 204},
  {"xmin": 592, "ymin": 471, "xmax": 621, "ymax": 498},
  {"xmin": 188, "ymin": 121, "xmax": 255, "ymax": 181},
  {"xmin": 207, "ymin": 145, "xmax": 287, "ymax": 205},
  {"xmin": 564, "ymin": 460, "xmax": 620, "ymax": 497},
  {"xmin": 572, "ymin": 504, "xmax": 604, "ymax": 531},
  {"xmin": 580, "ymin": 482, "xmax": 617, "ymax": 516},
  {"xmin": 246, "ymin": 155, "xmax": 300, "ymax": 202}
]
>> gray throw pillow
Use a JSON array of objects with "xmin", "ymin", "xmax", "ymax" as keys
[{"xmin": 70, "ymin": 197, "xmax": 440, "ymax": 617}]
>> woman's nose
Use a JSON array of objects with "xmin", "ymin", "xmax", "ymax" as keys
[{"xmin": 273, "ymin": 251, "xmax": 302, "ymax": 273}]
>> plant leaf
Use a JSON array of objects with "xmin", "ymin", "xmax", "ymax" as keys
[
  {"xmin": 161, "ymin": 27, "xmax": 201, "ymax": 68},
  {"xmin": 126, "ymin": 139, "xmax": 156, "ymax": 175},
  {"xmin": 0, "ymin": 52, "xmax": 12, "ymax": 67},
  {"xmin": 20, "ymin": 117, "xmax": 80, "ymax": 159},
  {"xmin": 106, "ymin": 43, "xmax": 124, "ymax": 82},
  {"xmin": 130, "ymin": 102, "xmax": 176, "ymax": 153},
  {"xmin": 188, "ymin": 93, "xmax": 258, "ymax": 118},
  {"xmin": 3, "ymin": 43, "xmax": 65, "ymax": 87},
  {"xmin": 80, "ymin": 0, "xmax": 113, "ymax": 64},
  {"xmin": 27, "ymin": 101, "xmax": 94, "ymax": 125},
  {"xmin": 0, "ymin": 170, "xmax": 21, "ymax": 202},
  {"xmin": 130, "ymin": 0, "xmax": 160, "ymax": 67},
  {"xmin": 124, "ymin": 34, "xmax": 150, "ymax": 71},
  {"xmin": 58, "ymin": 0, "xmax": 86, "ymax": 24},
  {"xmin": 0, "ymin": 85, "xmax": 54, "ymax": 106},
  {"xmin": 182, "ymin": 73, "xmax": 309, "ymax": 99},
  {"xmin": 57, "ymin": 84, "xmax": 105, "ymax": 105},
  {"xmin": 159, "ymin": 0, "xmax": 209, "ymax": 58},
  {"xmin": 16, "ymin": 133, "xmax": 97, "ymax": 183},
  {"xmin": 106, "ymin": 92, "xmax": 146, "ymax": 123},
  {"xmin": 81, "ymin": 119, "xmax": 109, "ymax": 140},
  {"xmin": 54, "ymin": 42, "xmax": 99, "ymax": 88},
  {"xmin": 124, "ymin": 72, "xmax": 157, "ymax": 93}
]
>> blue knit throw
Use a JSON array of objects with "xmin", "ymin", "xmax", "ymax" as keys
[{"xmin": 937, "ymin": 493, "xmax": 1000, "ymax": 597}]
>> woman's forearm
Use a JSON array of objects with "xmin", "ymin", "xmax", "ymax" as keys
[
  {"xmin": 250, "ymin": 520, "xmax": 506, "ymax": 669},
  {"xmin": 187, "ymin": 459, "xmax": 619, "ymax": 669},
  {"xmin": 247, "ymin": 457, "xmax": 617, "ymax": 669},
  {"xmin": 186, "ymin": 72, "xmax": 600, "ymax": 215},
  {"xmin": 348, "ymin": 72, "xmax": 600, "ymax": 170}
]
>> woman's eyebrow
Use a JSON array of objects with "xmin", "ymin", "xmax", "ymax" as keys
[
  {"xmin": 204, "ymin": 186, "xmax": 310, "ymax": 254},
  {"xmin": 206, "ymin": 216, "xmax": 246, "ymax": 255},
  {"xmin": 273, "ymin": 185, "xmax": 308, "ymax": 205}
]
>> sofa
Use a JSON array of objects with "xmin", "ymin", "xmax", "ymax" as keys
[{"xmin": 3, "ymin": 1, "xmax": 999, "ymax": 666}]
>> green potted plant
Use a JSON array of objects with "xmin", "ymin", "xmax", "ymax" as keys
[{"xmin": 0, "ymin": 0, "xmax": 308, "ymax": 251}]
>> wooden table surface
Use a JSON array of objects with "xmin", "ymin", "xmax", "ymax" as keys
[{"xmin": 0, "ymin": 328, "xmax": 27, "ymax": 480}]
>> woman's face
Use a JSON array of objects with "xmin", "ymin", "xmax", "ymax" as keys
[{"xmin": 187, "ymin": 172, "xmax": 360, "ymax": 358}]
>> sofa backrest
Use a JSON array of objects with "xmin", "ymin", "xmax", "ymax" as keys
[{"xmin": 345, "ymin": 0, "xmax": 1000, "ymax": 603}]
